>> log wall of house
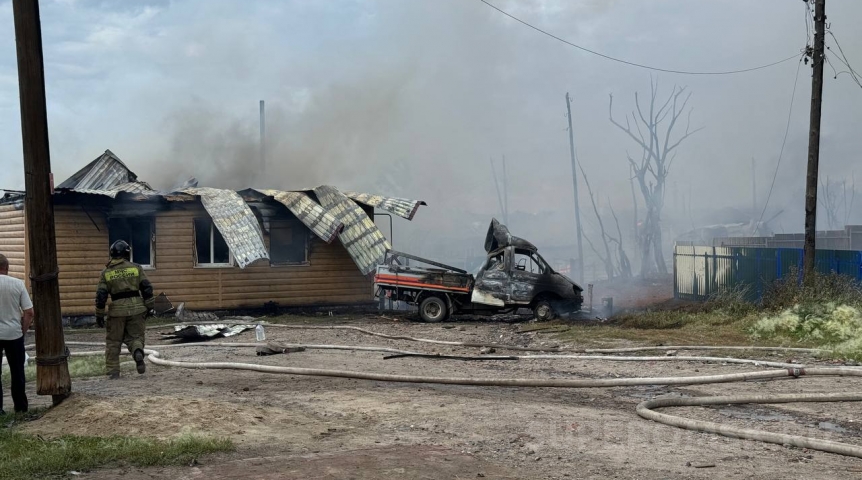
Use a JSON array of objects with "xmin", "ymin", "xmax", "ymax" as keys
[
  {"xmin": 55, "ymin": 204, "xmax": 372, "ymax": 316},
  {"xmin": 0, "ymin": 204, "xmax": 27, "ymax": 281}
]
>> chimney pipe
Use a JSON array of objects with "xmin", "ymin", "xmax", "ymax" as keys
[{"xmin": 259, "ymin": 100, "xmax": 266, "ymax": 178}]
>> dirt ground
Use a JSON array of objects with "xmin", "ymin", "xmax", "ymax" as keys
[{"xmin": 9, "ymin": 315, "xmax": 862, "ymax": 479}]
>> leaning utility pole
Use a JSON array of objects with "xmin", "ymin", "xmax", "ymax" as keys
[
  {"xmin": 566, "ymin": 92, "xmax": 585, "ymax": 284},
  {"xmin": 489, "ymin": 156, "xmax": 507, "ymax": 225},
  {"xmin": 12, "ymin": 0, "xmax": 71, "ymax": 404},
  {"xmin": 803, "ymin": 0, "xmax": 826, "ymax": 283}
]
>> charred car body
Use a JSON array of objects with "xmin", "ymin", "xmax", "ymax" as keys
[{"xmin": 374, "ymin": 219, "xmax": 584, "ymax": 321}]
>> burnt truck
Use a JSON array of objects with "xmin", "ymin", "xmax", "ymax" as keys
[{"xmin": 374, "ymin": 219, "xmax": 583, "ymax": 322}]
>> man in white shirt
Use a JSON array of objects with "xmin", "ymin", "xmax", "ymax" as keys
[{"xmin": 0, "ymin": 253, "xmax": 33, "ymax": 415}]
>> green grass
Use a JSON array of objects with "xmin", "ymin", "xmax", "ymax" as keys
[
  {"xmin": 555, "ymin": 310, "xmax": 764, "ymax": 347},
  {"xmin": 554, "ymin": 305, "xmax": 825, "ymax": 350},
  {"xmin": 0, "ymin": 410, "xmax": 233, "ymax": 479},
  {"xmin": 2, "ymin": 356, "xmax": 134, "ymax": 385}
]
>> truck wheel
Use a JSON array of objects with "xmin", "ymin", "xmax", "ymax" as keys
[
  {"xmin": 533, "ymin": 299, "xmax": 556, "ymax": 321},
  {"xmin": 419, "ymin": 296, "xmax": 448, "ymax": 322}
]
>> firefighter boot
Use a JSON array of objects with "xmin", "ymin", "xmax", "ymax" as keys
[
  {"xmin": 108, "ymin": 371, "xmax": 120, "ymax": 380},
  {"xmin": 133, "ymin": 349, "xmax": 146, "ymax": 374}
]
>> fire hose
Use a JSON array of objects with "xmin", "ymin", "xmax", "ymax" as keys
[{"xmin": 32, "ymin": 325, "xmax": 862, "ymax": 459}]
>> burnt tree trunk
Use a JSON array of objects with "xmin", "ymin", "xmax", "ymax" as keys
[{"xmin": 610, "ymin": 80, "xmax": 700, "ymax": 278}]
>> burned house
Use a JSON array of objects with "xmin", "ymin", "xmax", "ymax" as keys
[{"xmin": 0, "ymin": 150, "xmax": 424, "ymax": 316}]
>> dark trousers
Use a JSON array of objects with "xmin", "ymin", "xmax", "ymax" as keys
[{"xmin": 0, "ymin": 336, "xmax": 28, "ymax": 413}]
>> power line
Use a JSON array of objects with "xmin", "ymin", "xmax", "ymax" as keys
[
  {"xmin": 826, "ymin": 30, "xmax": 862, "ymax": 89},
  {"xmin": 755, "ymin": 55, "xmax": 805, "ymax": 233},
  {"xmin": 478, "ymin": 0, "xmax": 803, "ymax": 76}
]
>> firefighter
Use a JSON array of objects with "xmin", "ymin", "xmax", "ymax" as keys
[{"xmin": 95, "ymin": 240, "xmax": 155, "ymax": 379}]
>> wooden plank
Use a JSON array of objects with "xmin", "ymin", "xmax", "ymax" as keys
[
  {"xmin": 142, "ymin": 264, "xmax": 361, "ymax": 277},
  {"xmin": 154, "ymin": 234, "xmax": 193, "ymax": 242}
]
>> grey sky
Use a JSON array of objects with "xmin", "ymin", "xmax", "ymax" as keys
[{"xmin": 1, "ymin": 0, "xmax": 861, "ymax": 262}]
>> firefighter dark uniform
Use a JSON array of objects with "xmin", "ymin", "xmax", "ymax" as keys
[{"xmin": 95, "ymin": 240, "xmax": 154, "ymax": 378}]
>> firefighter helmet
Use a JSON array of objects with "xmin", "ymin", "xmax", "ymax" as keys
[{"xmin": 110, "ymin": 240, "xmax": 131, "ymax": 260}]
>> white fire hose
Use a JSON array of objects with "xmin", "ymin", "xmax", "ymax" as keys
[{"xmin": 32, "ymin": 323, "xmax": 862, "ymax": 459}]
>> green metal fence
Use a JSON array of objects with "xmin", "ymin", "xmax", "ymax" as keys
[{"xmin": 674, "ymin": 245, "xmax": 862, "ymax": 302}]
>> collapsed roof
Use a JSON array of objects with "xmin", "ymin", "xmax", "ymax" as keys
[{"xmin": 51, "ymin": 150, "xmax": 425, "ymax": 275}]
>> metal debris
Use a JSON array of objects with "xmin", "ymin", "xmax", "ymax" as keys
[
  {"xmin": 175, "ymin": 302, "xmax": 218, "ymax": 322},
  {"xmin": 153, "ymin": 292, "xmax": 174, "ymax": 315},
  {"xmin": 180, "ymin": 187, "xmax": 269, "ymax": 268},
  {"xmin": 484, "ymin": 218, "xmax": 537, "ymax": 252},
  {"xmin": 255, "ymin": 189, "xmax": 344, "ymax": 243},
  {"xmin": 344, "ymin": 191, "xmax": 426, "ymax": 220},
  {"xmin": 160, "ymin": 324, "xmax": 255, "ymax": 342},
  {"xmin": 57, "ymin": 149, "xmax": 149, "ymax": 191},
  {"xmin": 315, "ymin": 185, "xmax": 391, "ymax": 276}
]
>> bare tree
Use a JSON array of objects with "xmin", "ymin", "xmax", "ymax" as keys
[
  {"xmin": 609, "ymin": 79, "xmax": 701, "ymax": 277},
  {"xmin": 608, "ymin": 200, "xmax": 633, "ymax": 279},
  {"xmin": 843, "ymin": 173, "xmax": 856, "ymax": 226},
  {"xmin": 819, "ymin": 176, "xmax": 841, "ymax": 230},
  {"xmin": 578, "ymin": 162, "xmax": 615, "ymax": 280},
  {"xmin": 818, "ymin": 175, "xmax": 857, "ymax": 230}
]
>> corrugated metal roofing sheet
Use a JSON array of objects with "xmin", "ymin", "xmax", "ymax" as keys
[
  {"xmin": 314, "ymin": 185, "xmax": 391, "ymax": 276},
  {"xmin": 180, "ymin": 187, "xmax": 269, "ymax": 269},
  {"xmin": 344, "ymin": 192, "xmax": 426, "ymax": 220},
  {"xmin": 255, "ymin": 189, "xmax": 343, "ymax": 243},
  {"xmin": 71, "ymin": 181, "xmax": 157, "ymax": 198},
  {"xmin": 57, "ymin": 149, "xmax": 146, "ymax": 191}
]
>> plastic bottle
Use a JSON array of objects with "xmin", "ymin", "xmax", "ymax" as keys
[{"xmin": 255, "ymin": 324, "xmax": 266, "ymax": 342}]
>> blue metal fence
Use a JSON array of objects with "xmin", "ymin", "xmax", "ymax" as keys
[{"xmin": 674, "ymin": 245, "xmax": 862, "ymax": 302}]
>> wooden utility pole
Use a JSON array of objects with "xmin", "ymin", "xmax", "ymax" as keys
[
  {"xmin": 566, "ymin": 92, "xmax": 585, "ymax": 284},
  {"xmin": 12, "ymin": 0, "xmax": 71, "ymax": 403},
  {"xmin": 803, "ymin": 0, "xmax": 826, "ymax": 282}
]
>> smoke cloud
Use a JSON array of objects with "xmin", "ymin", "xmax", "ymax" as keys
[{"xmin": 1, "ymin": 0, "xmax": 861, "ymax": 280}]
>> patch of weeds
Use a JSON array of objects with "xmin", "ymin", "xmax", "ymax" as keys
[
  {"xmin": 704, "ymin": 285, "xmax": 756, "ymax": 316},
  {"xmin": 751, "ymin": 303, "xmax": 862, "ymax": 361},
  {"xmin": 763, "ymin": 267, "xmax": 862, "ymax": 311},
  {"xmin": 2, "ymin": 356, "xmax": 133, "ymax": 385},
  {"xmin": 556, "ymin": 308, "xmax": 762, "ymax": 346},
  {"xmin": 0, "ymin": 411, "xmax": 233, "ymax": 479}
]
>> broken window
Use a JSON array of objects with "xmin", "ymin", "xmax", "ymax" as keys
[
  {"xmin": 194, "ymin": 217, "xmax": 232, "ymax": 266},
  {"xmin": 269, "ymin": 217, "xmax": 308, "ymax": 265},
  {"xmin": 484, "ymin": 251, "xmax": 506, "ymax": 271},
  {"xmin": 514, "ymin": 249, "xmax": 547, "ymax": 275},
  {"xmin": 108, "ymin": 217, "xmax": 154, "ymax": 267}
]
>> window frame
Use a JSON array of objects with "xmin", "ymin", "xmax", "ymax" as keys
[
  {"xmin": 193, "ymin": 217, "xmax": 234, "ymax": 268},
  {"xmin": 268, "ymin": 216, "xmax": 310, "ymax": 267},
  {"xmin": 107, "ymin": 217, "xmax": 155, "ymax": 270},
  {"xmin": 514, "ymin": 248, "xmax": 548, "ymax": 275}
]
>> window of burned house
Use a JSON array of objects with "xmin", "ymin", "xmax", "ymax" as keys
[
  {"xmin": 194, "ymin": 217, "xmax": 232, "ymax": 266},
  {"xmin": 269, "ymin": 216, "xmax": 308, "ymax": 265},
  {"xmin": 108, "ymin": 218, "xmax": 154, "ymax": 267}
]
